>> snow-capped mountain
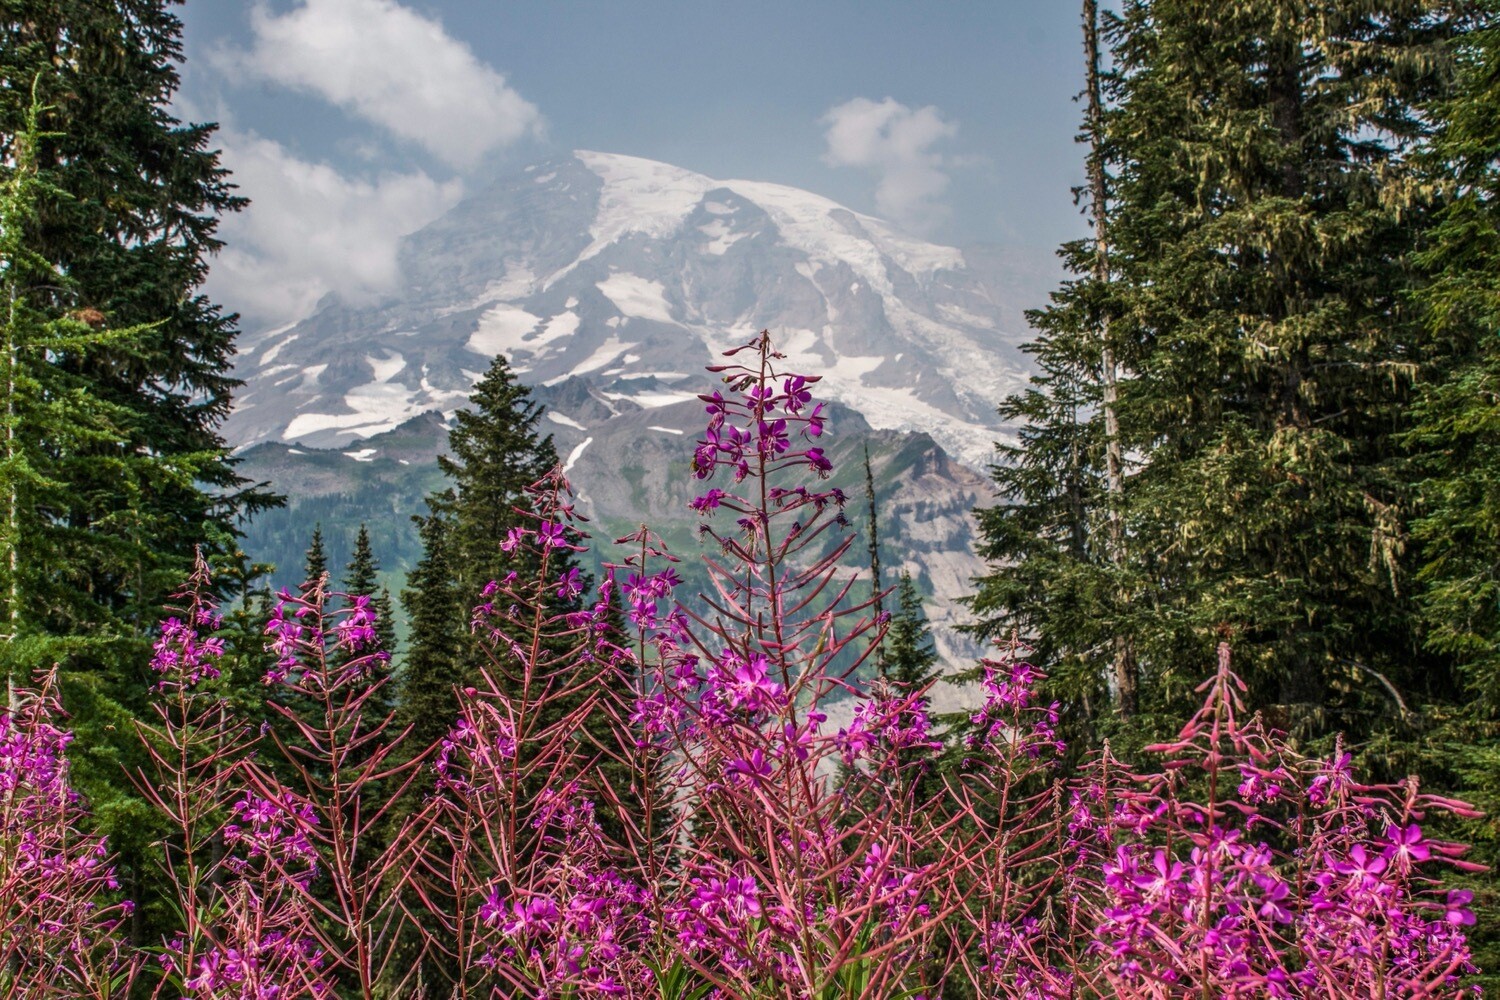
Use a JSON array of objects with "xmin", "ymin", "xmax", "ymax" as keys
[
  {"xmin": 229, "ymin": 151, "xmax": 1054, "ymax": 687},
  {"xmin": 226, "ymin": 151, "xmax": 1038, "ymax": 468}
]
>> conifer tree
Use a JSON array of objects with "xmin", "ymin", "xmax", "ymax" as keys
[
  {"xmin": 0, "ymin": 101, "xmax": 188, "ymax": 939},
  {"xmin": 968, "ymin": 280, "xmax": 1118, "ymax": 725},
  {"xmin": 1083, "ymin": 0, "xmax": 1134, "ymax": 715},
  {"xmin": 968, "ymin": 0, "xmax": 1132, "ymax": 732},
  {"xmin": 303, "ymin": 524, "xmax": 329, "ymax": 588},
  {"xmin": 342, "ymin": 524, "xmax": 398, "ymax": 663},
  {"xmin": 1405, "ymin": 16, "xmax": 1500, "ymax": 973},
  {"xmin": 0, "ymin": 93, "xmax": 165, "ymax": 665},
  {"xmin": 863, "ymin": 445, "xmax": 885, "ymax": 649},
  {"xmin": 886, "ymin": 573, "xmax": 947, "ymax": 792},
  {"xmin": 887, "ymin": 573, "xmax": 940, "ymax": 701},
  {"xmin": 397, "ymin": 511, "xmax": 465, "ymax": 764},
  {"xmin": 1, "ymin": 7, "xmax": 278, "ymax": 923},
  {"xmin": 1099, "ymin": 0, "xmax": 1461, "ymax": 729},
  {"xmin": 391, "ymin": 360, "xmax": 577, "ymax": 994},
  {"xmin": 398, "ymin": 357, "xmax": 562, "ymax": 768},
  {"xmin": 1, "ymin": 2, "xmax": 278, "ymax": 634},
  {"xmin": 1409, "ymin": 7, "xmax": 1500, "ymax": 711},
  {"xmin": 974, "ymin": 0, "xmax": 1473, "ymax": 743},
  {"xmin": 339, "ymin": 523, "xmax": 398, "ymax": 757},
  {"xmin": 216, "ymin": 542, "xmax": 276, "ymax": 720},
  {"xmin": 429, "ymin": 354, "xmax": 560, "ymax": 605}
]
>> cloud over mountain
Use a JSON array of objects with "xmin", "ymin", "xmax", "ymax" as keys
[
  {"xmin": 821, "ymin": 97, "xmax": 958, "ymax": 235},
  {"xmin": 220, "ymin": 0, "xmax": 543, "ymax": 169},
  {"xmin": 209, "ymin": 129, "xmax": 464, "ymax": 325}
]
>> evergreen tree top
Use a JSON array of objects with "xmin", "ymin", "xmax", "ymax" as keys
[
  {"xmin": 438, "ymin": 354, "xmax": 558, "ymax": 489},
  {"xmin": 428, "ymin": 352, "xmax": 567, "ymax": 599},
  {"xmin": 886, "ymin": 573, "xmax": 940, "ymax": 694},
  {"xmin": 304, "ymin": 524, "xmax": 328, "ymax": 587},
  {"xmin": 343, "ymin": 523, "xmax": 380, "ymax": 597}
]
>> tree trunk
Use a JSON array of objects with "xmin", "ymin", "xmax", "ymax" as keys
[{"xmin": 1084, "ymin": 0, "xmax": 1137, "ymax": 716}]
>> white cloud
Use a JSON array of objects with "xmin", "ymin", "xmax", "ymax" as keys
[
  {"xmin": 221, "ymin": 0, "xmax": 541, "ymax": 169},
  {"xmin": 821, "ymin": 97, "xmax": 958, "ymax": 234},
  {"xmin": 208, "ymin": 129, "xmax": 464, "ymax": 326}
]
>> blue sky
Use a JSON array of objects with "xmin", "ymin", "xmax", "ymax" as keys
[{"xmin": 178, "ymin": 1, "xmax": 1089, "ymax": 328}]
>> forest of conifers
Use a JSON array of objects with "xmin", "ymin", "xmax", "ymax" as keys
[{"xmin": 2, "ymin": 2, "xmax": 1500, "ymax": 997}]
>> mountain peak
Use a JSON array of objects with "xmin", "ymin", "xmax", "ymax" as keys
[{"xmin": 227, "ymin": 150, "xmax": 1040, "ymax": 467}]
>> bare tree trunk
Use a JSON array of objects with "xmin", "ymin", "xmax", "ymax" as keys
[
  {"xmin": 863, "ymin": 445, "xmax": 886, "ymax": 677},
  {"xmin": 1084, "ymin": 0, "xmax": 1136, "ymax": 716},
  {"xmin": 5, "ymin": 285, "xmax": 17, "ymax": 643}
]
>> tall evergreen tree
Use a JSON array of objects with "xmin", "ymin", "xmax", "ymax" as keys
[
  {"xmin": 429, "ymin": 354, "xmax": 559, "ymax": 605},
  {"xmin": 0, "ymin": 92, "xmax": 162, "ymax": 664},
  {"xmin": 392, "ymin": 358, "xmax": 577, "ymax": 994},
  {"xmin": 1409, "ymin": 6, "xmax": 1500, "ymax": 710},
  {"xmin": 1103, "ymin": 0, "xmax": 1464, "ymax": 730},
  {"xmin": 216, "ymin": 541, "xmax": 277, "ymax": 721},
  {"xmin": 1405, "ymin": 11, "xmax": 1500, "ymax": 975},
  {"xmin": 1, "ymin": 7, "xmax": 278, "ymax": 930},
  {"xmin": 396, "ymin": 512, "xmax": 464, "ymax": 765},
  {"xmin": 887, "ymin": 573, "xmax": 941, "ymax": 704},
  {"xmin": 1, "ymin": 2, "xmax": 277, "ymax": 634},
  {"xmin": 397, "ymin": 355, "xmax": 562, "ymax": 758},
  {"xmin": 340, "ymin": 523, "xmax": 398, "ymax": 766},
  {"xmin": 1082, "ymin": 0, "xmax": 1135, "ymax": 715},
  {"xmin": 967, "ymin": 237, "xmax": 1120, "ymax": 727},
  {"xmin": 968, "ymin": 0, "xmax": 1134, "ymax": 734},
  {"xmin": 863, "ymin": 444, "xmax": 886, "ymax": 646},
  {"xmin": 0, "ymin": 83, "xmax": 257, "ymax": 944}
]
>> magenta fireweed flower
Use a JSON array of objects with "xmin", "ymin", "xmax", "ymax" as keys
[
  {"xmin": 1235, "ymin": 765, "xmax": 1282, "ymax": 805},
  {"xmin": 183, "ymin": 928, "xmax": 328, "ymax": 999},
  {"xmin": 500, "ymin": 525, "xmax": 527, "ymax": 553},
  {"xmin": 805, "ymin": 402, "xmax": 826, "ymax": 437},
  {"xmin": 1331, "ymin": 843, "xmax": 1389, "ymax": 883},
  {"xmin": 700, "ymin": 650, "xmax": 785, "ymax": 717},
  {"xmin": 1444, "ymin": 889, "xmax": 1477, "ymax": 926},
  {"xmin": 724, "ymin": 747, "xmax": 773, "ymax": 787},
  {"xmin": 745, "ymin": 383, "xmax": 776, "ymax": 409},
  {"xmin": 152, "ymin": 612, "xmax": 226, "ymax": 688},
  {"xmin": 1382, "ymin": 823, "xmax": 1432, "ymax": 869},
  {"xmin": 484, "ymin": 895, "xmax": 561, "ymax": 937},
  {"xmin": 1069, "ymin": 645, "xmax": 1484, "ymax": 996},
  {"xmin": 837, "ymin": 694, "xmax": 939, "ymax": 767},
  {"xmin": 757, "ymin": 417, "xmax": 791, "ymax": 456},
  {"xmin": 0, "ymin": 672, "xmax": 136, "ymax": 993},
  {"xmin": 537, "ymin": 520, "xmax": 568, "ymax": 550},
  {"xmin": 690, "ymin": 487, "xmax": 728, "ymax": 512},
  {"xmin": 782, "ymin": 375, "xmax": 813, "ymax": 412},
  {"xmin": 668, "ymin": 870, "xmax": 763, "ymax": 960},
  {"xmin": 222, "ymin": 793, "xmax": 321, "ymax": 888},
  {"xmin": 556, "ymin": 565, "xmax": 584, "ymax": 600}
]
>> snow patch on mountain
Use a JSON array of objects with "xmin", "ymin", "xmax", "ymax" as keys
[
  {"xmin": 366, "ymin": 351, "xmax": 405, "ymax": 382},
  {"xmin": 597, "ymin": 273, "xmax": 674, "ymax": 324},
  {"xmin": 577, "ymin": 150, "xmax": 711, "ymax": 253},
  {"xmin": 468, "ymin": 304, "xmax": 540, "ymax": 356},
  {"xmin": 572, "ymin": 334, "xmax": 634, "ymax": 375},
  {"xmin": 563, "ymin": 437, "xmax": 593, "ymax": 473}
]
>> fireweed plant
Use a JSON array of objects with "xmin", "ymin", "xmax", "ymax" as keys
[
  {"xmin": 0, "ymin": 670, "xmax": 135, "ymax": 999},
  {"xmin": 0, "ymin": 332, "xmax": 1486, "ymax": 998},
  {"xmin": 1059, "ymin": 646, "xmax": 1487, "ymax": 999},
  {"xmin": 134, "ymin": 557, "xmax": 331, "ymax": 1000}
]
